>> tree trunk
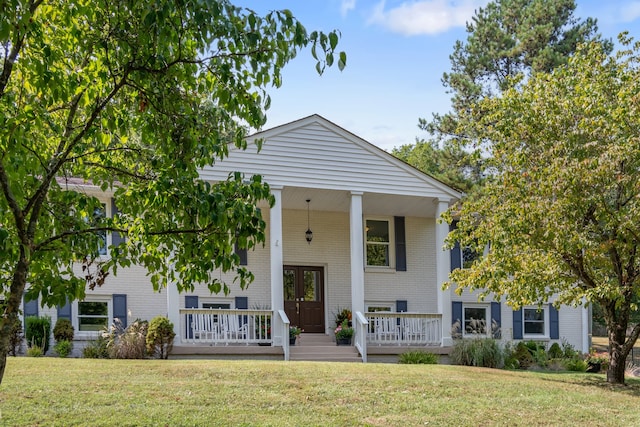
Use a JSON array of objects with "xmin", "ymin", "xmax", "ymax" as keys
[
  {"xmin": 606, "ymin": 347, "xmax": 627, "ymax": 384},
  {"xmin": 0, "ymin": 255, "xmax": 30, "ymax": 385}
]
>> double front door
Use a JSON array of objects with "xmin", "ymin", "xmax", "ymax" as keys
[{"xmin": 283, "ymin": 266, "xmax": 324, "ymax": 333}]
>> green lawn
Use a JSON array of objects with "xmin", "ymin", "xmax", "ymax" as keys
[{"xmin": 1, "ymin": 358, "xmax": 639, "ymax": 426}]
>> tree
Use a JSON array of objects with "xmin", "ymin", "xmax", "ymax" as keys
[
  {"xmin": 424, "ymin": 0, "xmax": 609, "ymax": 141},
  {"xmin": 0, "ymin": 0, "xmax": 345, "ymax": 384},
  {"xmin": 401, "ymin": 0, "xmax": 610, "ymax": 193},
  {"xmin": 445, "ymin": 35, "xmax": 640, "ymax": 384},
  {"xmin": 392, "ymin": 139, "xmax": 484, "ymax": 193}
]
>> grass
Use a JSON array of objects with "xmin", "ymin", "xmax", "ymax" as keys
[{"xmin": 1, "ymin": 358, "xmax": 640, "ymax": 426}]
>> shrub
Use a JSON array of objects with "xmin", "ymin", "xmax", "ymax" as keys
[
  {"xmin": 450, "ymin": 338, "xmax": 503, "ymax": 368},
  {"xmin": 399, "ymin": 350, "xmax": 438, "ymax": 364},
  {"xmin": 25, "ymin": 316, "xmax": 51, "ymax": 354},
  {"xmin": 106, "ymin": 319, "xmax": 148, "ymax": 359},
  {"xmin": 53, "ymin": 318, "xmax": 74, "ymax": 342},
  {"xmin": 54, "ymin": 340, "xmax": 73, "ymax": 358},
  {"xmin": 532, "ymin": 347, "xmax": 549, "ymax": 368},
  {"xmin": 502, "ymin": 343, "xmax": 520, "ymax": 369},
  {"xmin": 562, "ymin": 339, "xmax": 579, "ymax": 359},
  {"xmin": 83, "ymin": 335, "xmax": 109, "ymax": 359},
  {"xmin": 26, "ymin": 346, "xmax": 43, "ymax": 357},
  {"xmin": 9, "ymin": 317, "xmax": 23, "ymax": 356},
  {"xmin": 564, "ymin": 358, "xmax": 588, "ymax": 372},
  {"xmin": 146, "ymin": 316, "xmax": 176, "ymax": 359},
  {"xmin": 548, "ymin": 342, "xmax": 563, "ymax": 359},
  {"xmin": 511, "ymin": 342, "xmax": 534, "ymax": 369}
]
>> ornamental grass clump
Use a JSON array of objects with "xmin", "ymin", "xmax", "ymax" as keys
[{"xmin": 450, "ymin": 338, "xmax": 503, "ymax": 368}]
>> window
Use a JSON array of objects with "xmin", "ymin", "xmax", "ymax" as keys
[
  {"xmin": 462, "ymin": 245, "xmax": 479, "ymax": 269},
  {"xmin": 463, "ymin": 305, "xmax": 489, "ymax": 336},
  {"xmin": 202, "ymin": 302, "xmax": 231, "ymax": 309},
  {"xmin": 365, "ymin": 218, "xmax": 394, "ymax": 267},
  {"xmin": 78, "ymin": 300, "xmax": 109, "ymax": 332},
  {"xmin": 90, "ymin": 203, "xmax": 108, "ymax": 255},
  {"xmin": 366, "ymin": 303, "xmax": 394, "ymax": 313},
  {"xmin": 524, "ymin": 308, "xmax": 546, "ymax": 335}
]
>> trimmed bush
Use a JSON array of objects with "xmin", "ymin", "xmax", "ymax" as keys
[
  {"xmin": 9, "ymin": 317, "xmax": 23, "ymax": 356},
  {"xmin": 146, "ymin": 316, "xmax": 176, "ymax": 359},
  {"xmin": 450, "ymin": 338, "xmax": 503, "ymax": 368},
  {"xmin": 399, "ymin": 350, "xmax": 438, "ymax": 364},
  {"xmin": 53, "ymin": 318, "xmax": 74, "ymax": 342},
  {"xmin": 25, "ymin": 316, "xmax": 51, "ymax": 354},
  {"xmin": 54, "ymin": 340, "xmax": 73, "ymax": 358},
  {"xmin": 548, "ymin": 342, "xmax": 563, "ymax": 359}
]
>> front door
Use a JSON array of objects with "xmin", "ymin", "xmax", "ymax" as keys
[{"xmin": 284, "ymin": 266, "xmax": 324, "ymax": 333}]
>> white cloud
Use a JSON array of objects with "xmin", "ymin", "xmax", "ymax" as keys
[
  {"xmin": 618, "ymin": 1, "xmax": 640, "ymax": 23},
  {"xmin": 368, "ymin": 0, "xmax": 489, "ymax": 36},
  {"xmin": 341, "ymin": 0, "xmax": 357, "ymax": 17}
]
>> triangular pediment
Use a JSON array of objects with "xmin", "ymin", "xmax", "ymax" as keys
[{"xmin": 200, "ymin": 115, "xmax": 461, "ymax": 201}]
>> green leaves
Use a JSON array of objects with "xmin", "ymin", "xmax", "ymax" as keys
[
  {"xmin": 448, "ymin": 37, "xmax": 640, "ymax": 332},
  {"xmin": 0, "ymin": 0, "xmax": 345, "ymax": 310}
]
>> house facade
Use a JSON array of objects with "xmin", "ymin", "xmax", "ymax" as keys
[{"xmin": 27, "ymin": 115, "xmax": 591, "ymax": 358}]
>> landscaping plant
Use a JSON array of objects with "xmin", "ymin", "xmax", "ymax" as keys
[
  {"xmin": 399, "ymin": 350, "xmax": 438, "ymax": 364},
  {"xmin": 146, "ymin": 316, "xmax": 175, "ymax": 360},
  {"xmin": 25, "ymin": 316, "xmax": 51, "ymax": 355}
]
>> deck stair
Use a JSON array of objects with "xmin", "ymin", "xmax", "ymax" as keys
[{"xmin": 289, "ymin": 333, "xmax": 361, "ymax": 362}]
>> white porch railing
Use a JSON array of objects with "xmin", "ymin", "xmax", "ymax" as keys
[
  {"xmin": 277, "ymin": 309, "xmax": 290, "ymax": 361},
  {"xmin": 180, "ymin": 309, "xmax": 273, "ymax": 346},
  {"xmin": 354, "ymin": 311, "xmax": 369, "ymax": 363},
  {"xmin": 365, "ymin": 312, "xmax": 442, "ymax": 346}
]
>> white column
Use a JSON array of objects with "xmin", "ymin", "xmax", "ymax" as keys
[
  {"xmin": 166, "ymin": 260, "xmax": 181, "ymax": 344},
  {"xmin": 435, "ymin": 199, "xmax": 452, "ymax": 346},
  {"xmin": 270, "ymin": 186, "xmax": 284, "ymax": 345},
  {"xmin": 350, "ymin": 192, "xmax": 365, "ymax": 315}
]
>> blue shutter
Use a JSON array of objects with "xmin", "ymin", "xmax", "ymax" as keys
[
  {"xmin": 394, "ymin": 216, "xmax": 406, "ymax": 271},
  {"xmin": 549, "ymin": 304, "xmax": 559, "ymax": 339},
  {"xmin": 57, "ymin": 298, "xmax": 72, "ymax": 320},
  {"xmin": 452, "ymin": 301, "xmax": 462, "ymax": 328},
  {"xmin": 512, "ymin": 308, "xmax": 523, "ymax": 339},
  {"xmin": 111, "ymin": 198, "xmax": 124, "ymax": 247},
  {"xmin": 450, "ymin": 221, "xmax": 462, "ymax": 271},
  {"xmin": 235, "ymin": 243, "xmax": 248, "ymax": 266},
  {"xmin": 23, "ymin": 295, "xmax": 39, "ymax": 317},
  {"xmin": 491, "ymin": 301, "xmax": 501, "ymax": 339},
  {"xmin": 185, "ymin": 296, "xmax": 199, "ymax": 339},
  {"xmin": 396, "ymin": 300, "xmax": 408, "ymax": 312},
  {"xmin": 112, "ymin": 294, "xmax": 127, "ymax": 328}
]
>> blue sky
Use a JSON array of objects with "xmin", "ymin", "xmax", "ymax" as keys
[{"xmin": 235, "ymin": 1, "xmax": 640, "ymax": 151}]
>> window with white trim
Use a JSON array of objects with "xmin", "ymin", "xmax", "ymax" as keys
[
  {"xmin": 523, "ymin": 307, "xmax": 547, "ymax": 336},
  {"xmin": 463, "ymin": 304, "xmax": 489, "ymax": 337},
  {"xmin": 77, "ymin": 299, "xmax": 110, "ymax": 332},
  {"xmin": 365, "ymin": 218, "xmax": 394, "ymax": 268}
]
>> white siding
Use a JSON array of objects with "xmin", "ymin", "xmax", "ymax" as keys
[{"xmin": 200, "ymin": 118, "xmax": 458, "ymax": 199}]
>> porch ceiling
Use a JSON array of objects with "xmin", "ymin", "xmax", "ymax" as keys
[{"xmin": 279, "ymin": 187, "xmax": 441, "ymax": 218}]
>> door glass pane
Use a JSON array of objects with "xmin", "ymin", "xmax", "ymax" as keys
[
  {"xmin": 284, "ymin": 269, "xmax": 295, "ymax": 301},
  {"xmin": 303, "ymin": 271, "xmax": 319, "ymax": 302}
]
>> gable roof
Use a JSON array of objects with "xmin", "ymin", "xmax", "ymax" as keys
[{"xmin": 199, "ymin": 114, "xmax": 461, "ymax": 201}]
